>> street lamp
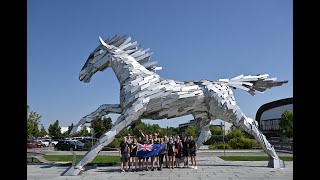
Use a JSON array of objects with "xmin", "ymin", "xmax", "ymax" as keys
[
  {"xmin": 221, "ymin": 122, "xmax": 226, "ymax": 156},
  {"xmin": 91, "ymin": 128, "xmax": 94, "ymax": 147},
  {"xmin": 39, "ymin": 124, "xmax": 43, "ymax": 138}
]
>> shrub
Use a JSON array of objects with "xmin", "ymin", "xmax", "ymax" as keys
[
  {"xmin": 228, "ymin": 137, "xmax": 258, "ymax": 149},
  {"xmin": 108, "ymin": 138, "xmax": 121, "ymax": 148},
  {"xmin": 208, "ymin": 143, "xmax": 231, "ymax": 149}
]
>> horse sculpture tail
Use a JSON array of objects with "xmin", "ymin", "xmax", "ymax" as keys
[{"xmin": 218, "ymin": 74, "xmax": 288, "ymax": 96}]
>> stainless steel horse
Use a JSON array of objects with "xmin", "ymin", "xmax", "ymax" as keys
[{"xmin": 63, "ymin": 35, "xmax": 288, "ymax": 175}]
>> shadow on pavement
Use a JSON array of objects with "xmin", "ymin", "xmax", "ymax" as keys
[{"xmin": 197, "ymin": 164, "xmax": 266, "ymax": 168}]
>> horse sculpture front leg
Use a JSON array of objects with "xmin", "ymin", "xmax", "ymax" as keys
[
  {"xmin": 62, "ymin": 106, "xmax": 145, "ymax": 176},
  {"xmin": 69, "ymin": 104, "xmax": 122, "ymax": 136}
]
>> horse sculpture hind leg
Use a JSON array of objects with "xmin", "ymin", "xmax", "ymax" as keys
[
  {"xmin": 193, "ymin": 112, "xmax": 212, "ymax": 147},
  {"xmin": 205, "ymin": 83, "xmax": 285, "ymax": 168}
]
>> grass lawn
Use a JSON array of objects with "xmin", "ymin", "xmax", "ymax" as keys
[
  {"xmin": 43, "ymin": 155, "xmax": 120, "ymax": 166},
  {"xmin": 219, "ymin": 156, "xmax": 293, "ymax": 161}
]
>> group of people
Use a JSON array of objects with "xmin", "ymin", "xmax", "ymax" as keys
[{"xmin": 119, "ymin": 130, "xmax": 198, "ymax": 172}]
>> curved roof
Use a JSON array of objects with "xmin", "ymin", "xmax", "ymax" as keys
[{"xmin": 255, "ymin": 97, "xmax": 293, "ymax": 123}]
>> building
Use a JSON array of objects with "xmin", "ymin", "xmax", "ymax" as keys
[
  {"xmin": 255, "ymin": 97, "xmax": 293, "ymax": 138},
  {"xmin": 178, "ymin": 119, "xmax": 232, "ymax": 134}
]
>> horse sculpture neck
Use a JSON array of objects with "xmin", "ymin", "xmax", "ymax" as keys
[{"xmin": 110, "ymin": 52, "xmax": 155, "ymax": 86}]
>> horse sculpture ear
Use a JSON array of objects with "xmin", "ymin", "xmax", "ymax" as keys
[{"xmin": 99, "ymin": 36, "xmax": 112, "ymax": 49}]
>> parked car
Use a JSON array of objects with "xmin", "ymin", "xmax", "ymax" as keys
[
  {"xmin": 42, "ymin": 139, "xmax": 59, "ymax": 147},
  {"xmin": 55, "ymin": 140, "xmax": 84, "ymax": 151},
  {"xmin": 33, "ymin": 139, "xmax": 45, "ymax": 148},
  {"xmin": 72, "ymin": 140, "xmax": 85, "ymax": 149},
  {"xmin": 27, "ymin": 140, "xmax": 37, "ymax": 149}
]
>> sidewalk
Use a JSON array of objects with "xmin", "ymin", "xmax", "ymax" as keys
[{"xmin": 27, "ymin": 154, "xmax": 293, "ymax": 180}]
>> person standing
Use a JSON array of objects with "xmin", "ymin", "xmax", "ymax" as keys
[
  {"xmin": 119, "ymin": 136, "xmax": 130, "ymax": 172},
  {"xmin": 137, "ymin": 136, "xmax": 144, "ymax": 171},
  {"xmin": 158, "ymin": 138, "xmax": 166, "ymax": 171},
  {"xmin": 189, "ymin": 136, "xmax": 198, "ymax": 169},
  {"xmin": 126, "ymin": 133, "xmax": 133, "ymax": 170},
  {"xmin": 144, "ymin": 134, "xmax": 150, "ymax": 171},
  {"xmin": 174, "ymin": 136, "xmax": 183, "ymax": 168},
  {"xmin": 130, "ymin": 138, "xmax": 138, "ymax": 172},
  {"xmin": 182, "ymin": 136, "xmax": 189, "ymax": 168},
  {"xmin": 167, "ymin": 137, "xmax": 175, "ymax": 169},
  {"xmin": 151, "ymin": 133, "xmax": 160, "ymax": 171},
  {"xmin": 163, "ymin": 135, "xmax": 169, "ymax": 168}
]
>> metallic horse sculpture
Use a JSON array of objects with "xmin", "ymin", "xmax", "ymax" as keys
[{"xmin": 63, "ymin": 35, "xmax": 288, "ymax": 175}]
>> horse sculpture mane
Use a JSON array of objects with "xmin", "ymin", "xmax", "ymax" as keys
[
  {"xmin": 63, "ymin": 35, "xmax": 288, "ymax": 176},
  {"xmin": 101, "ymin": 35, "xmax": 161, "ymax": 72}
]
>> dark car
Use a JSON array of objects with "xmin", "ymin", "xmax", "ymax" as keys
[
  {"xmin": 27, "ymin": 140, "xmax": 37, "ymax": 149},
  {"xmin": 55, "ymin": 140, "xmax": 84, "ymax": 151}
]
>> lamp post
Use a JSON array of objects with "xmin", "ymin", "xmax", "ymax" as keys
[
  {"xmin": 221, "ymin": 122, "xmax": 226, "ymax": 156},
  {"xmin": 91, "ymin": 128, "xmax": 94, "ymax": 147},
  {"xmin": 39, "ymin": 124, "xmax": 43, "ymax": 138}
]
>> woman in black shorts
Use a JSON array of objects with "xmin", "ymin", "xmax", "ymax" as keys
[
  {"xmin": 182, "ymin": 136, "xmax": 189, "ymax": 168},
  {"xmin": 167, "ymin": 137, "xmax": 175, "ymax": 169},
  {"xmin": 130, "ymin": 138, "xmax": 138, "ymax": 172},
  {"xmin": 188, "ymin": 136, "xmax": 198, "ymax": 169},
  {"xmin": 158, "ymin": 138, "xmax": 166, "ymax": 171},
  {"xmin": 174, "ymin": 136, "xmax": 183, "ymax": 168}
]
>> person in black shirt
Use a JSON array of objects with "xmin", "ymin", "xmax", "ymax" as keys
[
  {"xmin": 144, "ymin": 134, "xmax": 150, "ymax": 171},
  {"xmin": 167, "ymin": 137, "xmax": 175, "ymax": 169},
  {"xmin": 130, "ymin": 138, "xmax": 138, "ymax": 172},
  {"xmin": 119, "ymin": 136, "xmax": 130, "ymax": 172},
  {"xmin": 174, "ymin": 136, "xmax": 183, "ymax": 168},
  {"xmin": 158, "ymin": 138, "xmax": 166, "ymax": 171},
  {"xmin": 188, "ymin": 136, "xmax": 198, "ymax": 169},
  {"xmin": 151, "ymin": 133, "xmax": 160, "ymax": 171},
  {"xmin": 182, "ymin": 136, "xmax": 189, "ymax": 168},
  {"xmin": 126, "ymin": 133, "xmax": 133, "ymax": 170},
  {"xmin": 137, "ymin": 136, "xmax": 144, "ymax": 171}
]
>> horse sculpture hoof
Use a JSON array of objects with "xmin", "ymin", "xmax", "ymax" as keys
[
  {"xmin": 61, "ymin": 166, "xmax": 84, "ymax": 176},
  {"xmin": 268, "ymin": 158, "xmax": 285, "ymax": 168}
]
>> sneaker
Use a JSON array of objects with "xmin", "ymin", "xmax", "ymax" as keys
[
  {"xmin": 151, "ymin": 168, "xmax": 154, "ymax": 171},
  {"xmin": 131, "ymin": 169, "xmax": 135, "ymax": 172},
  {"xmin": 121, "ymin": 169, "xmax": 125, "ymax": 172},
  {"xmin": 146, "ymin": 168, "xmax": 149, "ymax": 171},
  {"xmin": 194, "ymin": 166, "xmax": 197, "ymax": 169},
  {"xmin": 190, "ymin": 166, "xmax": 194, "ymax": 169}
]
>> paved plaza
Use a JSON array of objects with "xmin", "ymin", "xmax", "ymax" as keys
[{"xmin": 27, "ymin": 151, "xmax": 293, "ymax": 180}]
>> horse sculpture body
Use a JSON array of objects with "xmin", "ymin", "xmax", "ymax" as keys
[{"xmin": 63, "ymin": 35, "xmax": 288, "ymax": 176}]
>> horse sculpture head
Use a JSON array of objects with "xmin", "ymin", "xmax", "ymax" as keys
[
  {"xmin": 79, "ymin": 37, "xmax": 116, "ymax": 83},
  {"xmin": 79, "ymin": 35, "xmax": 161, "ymax": 83}
]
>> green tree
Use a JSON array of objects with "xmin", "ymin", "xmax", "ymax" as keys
[
  {"xmin": 91, "ymin": 117, "xmax": 113, "ymax": 138},
  {"xmin": 62, "ymin": 123, "xmax": 75, "ymax": 137},
  {"xmin": 48, "ymin": 120, "xmax": 62, "ymax": 137},
  {"xmin": 27, "ymin": 109, "xmax": 42, "ymax": 138},
  {"xmin": 204, "ymin": 125, "xmax": 223, "ymax": 145},
  {"xmin": 226, "ymin": 128, "xmax": 244, "ymax": 140},
  {"xmin": 184, "ymin": 126, "xmax": 197, "ymax": 138},
  {"xmin": 39, "ymin": 125, "xmax": 47, "ymax": 137},
  {"xmin": 279, "ymin": 110, "xmax": 293, "ymax": 138},
  {"xmin": 78, "ymin": 125, "xmax": 90, "ymax": 136}
]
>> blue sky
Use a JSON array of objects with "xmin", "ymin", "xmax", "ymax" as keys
[{"xmin": 27, "ymin": 0, "xmax": 292, "ymax": 130}]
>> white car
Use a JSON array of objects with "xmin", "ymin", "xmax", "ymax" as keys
[{"xmin": 42, "ymin": 139, "xmax": 58, "ymax": 147}]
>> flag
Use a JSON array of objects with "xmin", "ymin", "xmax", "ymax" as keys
[{"xmin": 137, "ymin": 144, "xmax": 166, "ymax": 158}]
